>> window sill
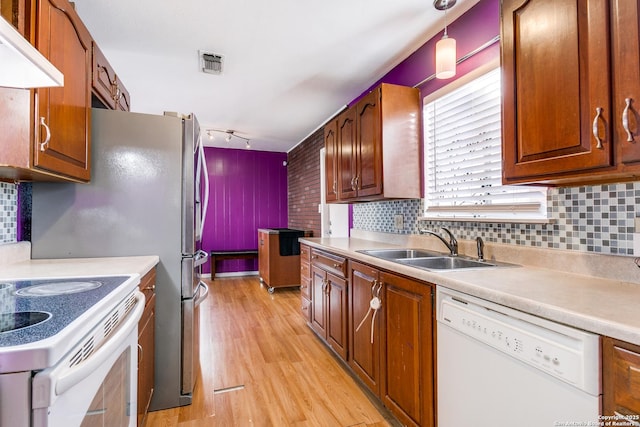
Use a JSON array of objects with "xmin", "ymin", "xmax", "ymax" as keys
[{"xmin": 418, "ymin": 215, "xmax": 556, "ymax": 225}]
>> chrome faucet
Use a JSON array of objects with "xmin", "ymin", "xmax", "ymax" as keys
[
  {"xmin": 476, "ymin": 236, "xmax": 485, "ymax": 261},
  {"xmin": 420, "ymin": 227, "xmax": 458, "ymax": 256}
]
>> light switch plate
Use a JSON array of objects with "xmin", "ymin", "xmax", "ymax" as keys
[
  {"xmin": 394, "ymin": 214, "xmax": 404, "ymax": 230},
  {"xmin": 634, "ymin": 233, "xmax": 640, "ymax": 255}
]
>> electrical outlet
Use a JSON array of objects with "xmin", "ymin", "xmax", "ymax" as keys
[{"xmin": 394, "ymin": 214, "xmax": 404, "ymax": 230}]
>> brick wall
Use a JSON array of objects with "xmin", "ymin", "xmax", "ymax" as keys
[{"xmin": 287, "ymin": 128, "xmax": 323, "ymax": 237}]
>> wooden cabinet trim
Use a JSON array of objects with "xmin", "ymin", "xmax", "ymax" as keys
[{"xmin": 603, "ymin": 336, "xmax": 640, "ymax": 418}]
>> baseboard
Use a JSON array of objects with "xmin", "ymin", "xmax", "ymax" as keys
[{"xmin": 208, "ymin": 270, "xmax": 259, "ymax": 279}]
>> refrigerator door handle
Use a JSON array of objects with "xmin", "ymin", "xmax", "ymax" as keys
[
  {"xmin": 199, "ymin": 138, "xmax": 210, "ymax": 241},
  {"xmin": 194, "ymin": 282, "xmax": 209, "ymax": 307},
  {"xmin": 194, "ymin": 249, "xmax": 209, "ymax": 267}
]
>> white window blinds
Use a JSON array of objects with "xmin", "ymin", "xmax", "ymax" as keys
[{"xmin": 423, "ymin": 67, "xmax": 548, "ymax": 222}]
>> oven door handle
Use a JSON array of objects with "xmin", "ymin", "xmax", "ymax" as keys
[{"xmin": 54, "ymin": 291, "xmax": 145, "ymax": 396}]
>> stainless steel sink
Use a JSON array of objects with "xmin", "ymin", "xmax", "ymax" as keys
[
  {"xmin": 358, "ymin": 248, "xmax": 514, "ymax": 271},
  {"xmin": 398, "ymin": 257, "xmax": 496, "ymax": 270},
  {"xmin": 358, "ymin": 248, "xmax": 444, "ymax": 259}
]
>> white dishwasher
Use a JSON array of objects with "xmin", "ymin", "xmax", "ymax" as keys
[{"xmin": 436, "ymin": 287, "xmax": 601, "ymax": 427}]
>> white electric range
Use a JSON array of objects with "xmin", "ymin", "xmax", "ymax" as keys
[{"xmin": 0, "ymin": 274, "xmax": 144, "ymax": 427}]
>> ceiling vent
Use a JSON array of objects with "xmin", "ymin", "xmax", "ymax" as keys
[{"xmin": 199, "ymin": 51, "xmax": 224, "ymax": 75}]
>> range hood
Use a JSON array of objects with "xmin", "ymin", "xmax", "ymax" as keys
[{"xmin": 0, "ymin": 16, "xmax": 63, "ymax": 88}]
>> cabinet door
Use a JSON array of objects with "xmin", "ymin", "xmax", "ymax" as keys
[
  {"xmin": 349, "ymin": 261, "xmax": 382, "ymax": 395},
  {"xmin": 324, "ymin": 119, "xmax": 339, "ymax": 202},
  {"xmin": 92, "ymin": 42, "xmax": 117, "ymax": 109},
  {"xmin": 310, "ymin": 265, "xmax": 327, "ymax": 338},
  {"xmin": 337, "ymin": 108, "xmax": 357, "ymax": 200},
  {"xmin": 34, "ymin": 0, "xmax": 92, "ymax": 182},
  {"xmin": 0, "ymin": 0, "xmax": 31, "ymax": 35},
  {"xmin": 603, "ymin": 337, "xmax": 640, "ymax": 419},
  {"xmin": 114, "ymin": 77, "xmax": 131, "ymax": 111},
  {"xmin": 326, "ymin": 272, "xmax": 348, "ymax": 361},
  {"xmin": 501, "ymin": 0, "xmax": 612, "ymax": 183},
  {"xmin": 355, "ymin": 88, "xmax": 383, "ymax": 198},
  {"xmin": 138, "ymin": 293, "xmax": 155, "ymax": 427},
  {"xmin": 612, "ymin": 0, "xmax": 640, "ymax": 165},
  {"xmin": 380, "ymin": 272, "xmax": 434, "ymax": 427},
  {"xmin": 258, "ymin": 231, "xmax": 268, "ymax": 282}
]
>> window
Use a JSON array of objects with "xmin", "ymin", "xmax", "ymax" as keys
[{"xmin": 422, "ymin": 65, "xmax": 548, "ymax": 222}]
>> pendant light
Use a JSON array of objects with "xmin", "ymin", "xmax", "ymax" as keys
[{"xmin": 434, "ymin": 0, "xmax": 457, "ymax": 80}]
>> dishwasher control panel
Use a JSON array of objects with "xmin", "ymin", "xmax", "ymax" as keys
[{"xmin": 436, "ymin": 287, "xmax": 600, "ymax": 395}]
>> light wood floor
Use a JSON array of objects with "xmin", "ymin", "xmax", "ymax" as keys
[{"xmin": 145, "ymin": 276, "xmax": 395, "ymax": 427}]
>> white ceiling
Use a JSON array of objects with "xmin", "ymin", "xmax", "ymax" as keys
[{"xmin": 72, "ymin": 0, "xmax": 479, "ymax": 152}]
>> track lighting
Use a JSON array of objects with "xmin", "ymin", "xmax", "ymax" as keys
[{"xmin": 205, "ymin": 129, "xmax": 252, "ymax": 149}]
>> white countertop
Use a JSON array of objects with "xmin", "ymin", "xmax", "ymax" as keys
[
  {"xmin": 300, "ymin": 236, "xmax": 640, "ymax": 346},
  {"xmin": 0, "ymin": 242, "xmax": 158, "ymax": 280}
]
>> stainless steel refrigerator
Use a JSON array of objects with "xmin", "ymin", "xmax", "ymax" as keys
[{"xmin": 31, "ymin": 108, "xmax": 210, "ymax": 411}]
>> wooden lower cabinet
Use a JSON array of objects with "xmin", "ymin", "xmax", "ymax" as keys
[
  {"xmin": 138, "ymin": 268, "xmax": 156, "ymax": 427},
  {"xmin": 603, "ymin": 337, "xmax": 640, "ymax": 421},
  {"xmin": 349, "ymin": 261, "xmax": 383, "ymax": 396},
  {"xmin": 380, "ymin": 272, "xmax": 435, "ymax": 427},
  {"xmin": 347, "ymin": 260, "xmax": 435, "ymax": 427},
  {"xmin": 300, "ymin": 244, "xmax": 312, "ymax": 322},
  {"xmin": 309, "ymin": 249, "xmax": 435, "ymax": 426},
  {"xmin": 310, "ymin": 264, "xmax": 348, "ymax": 361}
]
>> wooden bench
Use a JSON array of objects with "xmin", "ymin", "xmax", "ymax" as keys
[{"xmin": 210, "ymin": 250, "xmax": 259, "ymax": 279}]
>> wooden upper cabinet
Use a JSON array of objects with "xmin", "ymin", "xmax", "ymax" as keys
[
  {"xmin": 0, "ymin": 0, "xmax": 92, "ymax": 182},
  {"xmin": 326, "ymin": 83, "xmax": 421, "ymax": 203},
  {"xmin": 92, "ymin": 42, "xmax": 131, "ymax": 111},
  {"xmin": 0, "ymin": 0, "xmax": 32, "ymax": 35},
  {"xmin": 33, "ymin": 0, "xmax": 92, "ymax": 182},
  {"xmin": 612, "ymin": 0, "xmax": 640, "ymax": 166},
  {"xmin": 501, "ymin": 0, "xmax": 613, "ymax": 184},
  {"xmin": 324, "ymin": 119, "xmax": 339, "ymax": 203},
  {"xmin": 355, "ymin": 89, "xmax": 383, "ymax": 198},
  {"xmin": 337, "ymin": 107, "xmax": 357, "ymax": 200}
]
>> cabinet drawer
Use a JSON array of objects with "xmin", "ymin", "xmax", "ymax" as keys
[
  {"xmin": 300, "ymin": 244, "xmax": 311, "ymax": 263},
  {"xmin": 311, "ymin": 248, "xmax": 346, "ymax": 278},
  {"xmin": 300, "ymin": 259, "xmax": 310, "ymax": 279},
  {"xmin": 604, "ymin": 337, "xmax": 640, "ymax": 416},
  {"xmin": 300, "ymin": 276, "xmax": 311, "ymax": 299},
  {"xmin": 301, "ymin": 296, "xmax": 311, "ymax": 323}
]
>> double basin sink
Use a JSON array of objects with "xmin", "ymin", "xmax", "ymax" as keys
[{"xmin": 358, "ymin": 248, "xmax": 503, "ymax": 271}]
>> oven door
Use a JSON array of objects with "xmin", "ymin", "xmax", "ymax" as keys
[{"xmin": 31, "ymin": 291, "xmax": 145, "ymax": 427}]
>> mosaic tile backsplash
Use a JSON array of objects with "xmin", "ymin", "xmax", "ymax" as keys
[
  {"xmin": 0, "ymin": 183, "xmax": 18, "ymax": 244},
  {"xmin": 352, "ymin": 182, "xmax": 640, "ymax": 256}
]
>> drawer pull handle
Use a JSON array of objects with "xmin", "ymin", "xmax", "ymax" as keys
[
  {"xmin": 592, "ymin": 107, "xmax": 604, "ymax": 149},
  {"xmin": 39, "ymin": 117, "xmax": 51, "ymax": 152},
  {"xmin": 623, "ymin": 98, "xmax": 635, "ymax": 142}
]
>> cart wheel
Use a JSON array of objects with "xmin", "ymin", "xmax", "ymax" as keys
[
  {"xmin": 268, "ymin": 287, "xmax": 275, "ymax": 294},
  {"xmin": 259, "ymin": 277, "xmax": 264, "ymax": 283}
]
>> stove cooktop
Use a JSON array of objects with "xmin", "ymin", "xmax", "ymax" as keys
[{"xmin": 0, "ymin": 275, "xmax": 139, "ymax": 372}]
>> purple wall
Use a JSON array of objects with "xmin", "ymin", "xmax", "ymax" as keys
[
  {"xmin": 352, "ymin": 0, "xmax": 500, "ymax": 104},
  {"xmin": 202, "ymin": 147, "xmax": 288, "ymax": 275}
]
